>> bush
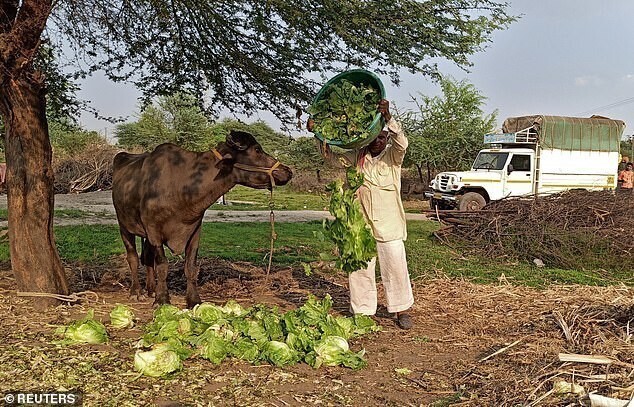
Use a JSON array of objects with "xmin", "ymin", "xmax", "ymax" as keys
[{"xmin": 53, "ymin": 142, "xmax": 119, "ymax": 194}]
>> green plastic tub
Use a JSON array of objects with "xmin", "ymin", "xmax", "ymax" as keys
[{"xmin": 310, "ymin": 69, "xmax": 386, "ymax": 150}]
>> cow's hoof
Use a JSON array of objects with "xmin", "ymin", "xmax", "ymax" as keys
[
  {"xmin": 153, "ymin": 294, "xmax": 171, "ymax": 307},
  {"xmin": 129, "ymin": 293, "xmax": 148, "ymax": 302}
]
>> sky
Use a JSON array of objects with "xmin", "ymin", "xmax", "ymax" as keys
[{"xmin": 77, "ymin": 0, "xmax": 634, "ymax": 141}]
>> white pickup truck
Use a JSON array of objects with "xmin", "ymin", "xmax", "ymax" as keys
[{"xmin": 425, "ymin": 115, "xmax": 625, "ymax": 211}]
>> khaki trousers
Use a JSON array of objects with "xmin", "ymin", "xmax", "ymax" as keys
[{"xmin": 349, "ymin": 239, "xmax": 414, "ymax": 315}]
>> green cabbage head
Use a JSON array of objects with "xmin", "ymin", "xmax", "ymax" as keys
[
  {"xmin": 55, "ymin": 310, "xmax": 108, "ymax": 345},
  {"xmin": 109, "ymin": 304, "xmax": 135, "ymax": 329},
  {"xmin": 134, "ymin": 346, "xmax": 182, "ymax": 377}
]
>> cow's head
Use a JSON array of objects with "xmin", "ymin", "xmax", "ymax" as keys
[{"xmin": 219, "ymin": 130, "xmax": 292, "ymax": 189}]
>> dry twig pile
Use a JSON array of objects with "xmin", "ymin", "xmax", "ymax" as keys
[
  {"xmin": 53, "ymin": 144, "xmax": 119, "ymax": 194},
  {"xmin": 432, "ymin": 190, "xmax": 634, "ymax": 272}
]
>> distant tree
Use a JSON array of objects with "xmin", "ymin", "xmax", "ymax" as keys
[
  {"xmin": 49, "ymin": 122, "xmax": 106, "ymax": 157},
  {"xmin": 115, "ymin": 93, "xmax": 213, "ymax": 151},
  {"xmin": 621, "ymin": 136, "xmax": 633, "ymax": 160},
  {"xmin": 0, "ymin": 0, "xmax": 514, "ymax": 305},
  {"xmin": 401, "ymin": 77, "xmax": 497, "ymax": 183},
  {"xmin": 287, "ymin": 137, "xmax": 326, "ymax": 181}
]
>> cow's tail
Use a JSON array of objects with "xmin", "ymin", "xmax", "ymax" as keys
[{"xmin": 140, "ymin": 238, "xmax": 154, "ymax": 267}]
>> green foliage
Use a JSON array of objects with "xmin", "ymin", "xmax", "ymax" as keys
[
  {"xmin": 400, "ymin": 77, "xmax": 497, "ymax": 181},
  {"xmin": 286, "ymin": 137, "xmax": 324, "ymax": 169},
  {"xmin": 115, "ymin": 92, "xmax": 214, "ymax": 151},
  {"xmin": 34, "ymin": 42, "xmax": 82, "ymax": 126},
  {"xmin": 621, "ymin": 137, "xmax": 634, "ymax": 158},
  {"xmin": 114, "ymin": 97, "xmax": 293, "ymax": 157},
  {"xmin": 317, "ymin": 168, "xmax": 377, "ymax": 274},
  {"xmin": 51, "ymin": 1, "xmax": 515, "ymax": 124},
  {"xmin": 307, "ymin": 79, "xmax": 380, "ymax": 144},
  {"xmin": 49, "ymin": 121, "xmax": 107, "ymax": 157}
]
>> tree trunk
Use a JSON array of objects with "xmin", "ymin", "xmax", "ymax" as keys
[
  {"xmin": 415, "ymin": 164, "xmax": 424, "ymax": 184},
  {"xmin": 0, "ymin": 74, "xmax": 68, "ymax": 308}
]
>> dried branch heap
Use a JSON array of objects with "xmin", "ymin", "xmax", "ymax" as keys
[{"xmin": 432, "ymin": 190, "xmax": 634, "ymax": 272}]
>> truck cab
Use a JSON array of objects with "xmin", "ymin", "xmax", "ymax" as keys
[{"xmin": 427, "ymin": 146, "xmax": 535, "ymax": 211}]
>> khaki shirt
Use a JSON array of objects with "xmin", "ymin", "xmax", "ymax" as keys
[{"xmin": 339, "ymin": 118, "xmax": 408, "ymax": 242}]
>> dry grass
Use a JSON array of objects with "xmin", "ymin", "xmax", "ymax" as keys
[{"xmin": 0, "ymin": 260, "xmax": 632, "ymax": 406}]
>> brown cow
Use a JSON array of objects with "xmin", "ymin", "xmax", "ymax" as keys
[{"xmin": 112, "ymin": 130, "xmax": 293, "ymax": 308}]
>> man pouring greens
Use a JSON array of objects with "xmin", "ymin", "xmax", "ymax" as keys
[{"xmin": 308, "ymin": 98, "xmax": 414, "ymax": 330}]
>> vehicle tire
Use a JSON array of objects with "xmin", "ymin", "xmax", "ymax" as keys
[{"xmin": 458, "ymin": 192, "xmax": 486, "ymax": 211}]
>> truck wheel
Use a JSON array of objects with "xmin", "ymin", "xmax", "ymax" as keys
[{"xmin": 458, "ymin": 192, "xmax": 486, "ymax": 211}]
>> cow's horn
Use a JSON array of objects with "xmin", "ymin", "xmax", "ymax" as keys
[{"xmin": 226, "ymin": 130, "xmax": 251, "ymax": 151}]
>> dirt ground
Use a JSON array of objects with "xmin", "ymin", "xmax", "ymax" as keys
[
  {"xmin": 0, "ymin": 192, "xmax": 632, "ymax": 406},
  {"xmin": 0, "ymin": 256, "xmax": 633, "ymax": 407}
]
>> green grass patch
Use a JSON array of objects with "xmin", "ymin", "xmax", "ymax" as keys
[
  {"xmin": 218, "ymin": 185, "xmax": 329, "ymax": 211},
  {"xmin": 0, "ymin": 220, "xmax": 628, "ymax": 287},
  {"xmin": 0, "ymin": 208, "xmax": 112, "ymax": 221}
]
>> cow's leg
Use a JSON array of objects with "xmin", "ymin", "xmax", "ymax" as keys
[
  {"xmin": 142, "ymin": 239, "xmax": 156, "ymax": 297},
  {"xmin": 119, "ymin": 228, "xmax": 143, "ymax": 300},
  {"xmin": 153, "ymin": 244, "xmax": 171, "ymax": 306},
  {"xmin": 184, "ymin": 224, "xmax": 202, "ymax": 308}
]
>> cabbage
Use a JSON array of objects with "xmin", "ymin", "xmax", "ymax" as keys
[
  {"xmin": 109, "ymin": 304, "xmax": 135, "ymax": 329},
  {"xmin": 55, "ymin": 310, "xmax": 108, "ymax": 345},
  {"xmin": 229, "ymin": 338, "xmax": 260, "ymax": 363},
  {"xmin": 310, "ymin": 336, "xmax": 367, "ymax": 369},
  {"xmin": 320, "ymin": 315, "xmax": 355, "ymax": 339},
  {"xmin": 222, "ymin": 300, "xmax": 247, "ymax": 317},
  {"xmin": 153, "ymin": 304, "xmax": 182, "ymax": 322},
  {"xmin": 262, "ymin": 341, "xmax": 299, "ymax": 366},
  {"xmin": 352, "ymin": 314, "xmax": 381, "ymax": 336},
  {"xmin": 134, "ymin": 346, "xmax": 182, "ymax": 377},
  {"xmin": 192, "ymin": 303, "xmax": 226, "ymax": 323},
  {"xmin": 199, "ymin": 334, "xmax": 230, "ymax": 365},
  {"xmin": 299, "ymin": 295, "xmax": 333, "ymax": 326}
]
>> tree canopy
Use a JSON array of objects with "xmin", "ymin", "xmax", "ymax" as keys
[
  {"xmin": 50, "ymin": 0, "xmax": 514, "ymax": 123},
  {"xmin": 0, "ymin": 0, "xmax": 515, "ymax": 306},
  {"xmin": 400, "ymin": 76, "xmax": 497, "ymax": 182}
]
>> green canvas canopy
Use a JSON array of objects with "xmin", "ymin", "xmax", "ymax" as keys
[{"xmin": 502, "ymin": 115, "xmax": 624, "ymax": 152}]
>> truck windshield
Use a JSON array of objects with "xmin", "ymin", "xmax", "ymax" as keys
[{"xmin": 472, "ymin": 152, "xmax": 509, "ymax": 170}]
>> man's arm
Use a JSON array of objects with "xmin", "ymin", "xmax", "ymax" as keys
[
  {"xmin": 378, "ymin": 100, "xmax": 408, "ymax": 165},
  {"xmin": 308, "ymin": 118, "xmax": 357, "ymax": 168}
]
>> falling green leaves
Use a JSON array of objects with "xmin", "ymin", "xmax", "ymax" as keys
[{"xmin": 317, "ymin": 168, "xmax": 377, "ymax": 274}]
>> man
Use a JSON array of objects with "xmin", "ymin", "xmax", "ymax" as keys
[
  {"xmin": 308, "ymin": 99, "xmax": 414, "ymax": 330},
  {"xmin": 618, "ymin": 162, "xmax": 633, "ymax": 190}
]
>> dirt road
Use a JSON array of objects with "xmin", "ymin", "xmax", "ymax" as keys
[{"xmin": 0, "ymin": 191, "xmax": 427, "ymax": 226}]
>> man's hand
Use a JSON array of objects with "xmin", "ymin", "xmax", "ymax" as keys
[
  {"xmin": 378, "ymin": 99, "xmax": 392, "ymax": 122},
  {"xmin": 315, "ymin": 137, "xmax": 332, "ymax": 158},
  {"xmin": 307, "ymin": 118, "xmax": 315, "ymax": 132}
]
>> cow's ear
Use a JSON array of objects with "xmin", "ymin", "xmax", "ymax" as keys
[
  {"xmin": 226, "ymin": 130, "xmax": 256, "ymax": 151},
  {"xmin": 216, "ymin": 153, "xmax": 236, "ymax": 170},
  {"xmin": 215, "ymin": 153, "xmax": 235, "ymax": 174}
]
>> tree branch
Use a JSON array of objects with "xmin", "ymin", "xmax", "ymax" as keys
[
  {"xmin": 0, "ymin": 0, "xmax": 18, "ymax": 33},
  {"xmin": 3, "ymin": 0, "xmax": 51, "ymax": 72}
]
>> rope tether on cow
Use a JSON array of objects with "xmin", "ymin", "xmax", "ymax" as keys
[
  {"xmin": 212, "ymin": 149, "xmax": 280, "ymax": 275},
  {"xmin": 16, "ymin": 290, "xmax": 99, "ymax": 303}
]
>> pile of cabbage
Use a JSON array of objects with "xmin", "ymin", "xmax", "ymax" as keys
[{"xmin": 54, "ymin": 296, "xmax": 380, "ymax": 378}]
